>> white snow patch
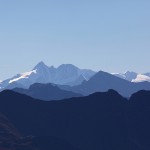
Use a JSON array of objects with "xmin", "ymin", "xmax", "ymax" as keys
[
  {"xmin": 132, "ymin": 74, "xmax": 150, "ymax": 83},
  {"xmin": 9, "ymin": 70, "xmax": 37, "ymax": 84}
]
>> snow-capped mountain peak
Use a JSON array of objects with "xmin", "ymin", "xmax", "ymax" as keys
[
  {"xmin": 0, "ymin": 62, "xmax": 96, "ymax": 91},
  {"xmin": 112, "ymin": 71, "xmax": 137, "ymax": 81},
  {"xmin": 132, "ymin": 74, "xmax": 150, "ymax": 83},
  {"xmin": 112, "ymin": 71, "xmax": 150, "ymax": 83}
]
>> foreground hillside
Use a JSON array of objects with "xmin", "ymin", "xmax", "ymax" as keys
[{"xmin": 0, "ymin": 90, "xmax": 150, "ymax": 150}]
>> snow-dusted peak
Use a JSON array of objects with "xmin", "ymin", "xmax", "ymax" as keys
[
  {"xmin": 0, "ymin": 62, "xmax": 96, "ymax": 90},
  {"xmin": 112, "ymin": 71, "xmax": 137, "ymax": 81},
  {"xmin": 132, "ymin": 74, "xmax": 150, "ymax": 83},
  {"xmin": 124, "ymin": 71, "xmax": 137, "ymax": 81},
  {"xmin": 124, "ymin": 71, "xmax": 137, "ymax": 75}
]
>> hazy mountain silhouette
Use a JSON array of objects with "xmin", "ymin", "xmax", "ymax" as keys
[
  {"xmin": 0, "ymin": 89, "xmax": 148, "ymax": 150},
  {"xmin": 13, "ymin": 83, "xmax": 82, "ymax": 101},
  {"xmin": 66, "ymin": 75, "xmax": 86, "ymax": 86},
  {"xmin": 61, "ymin": 71, "xmax": 150, "ymax": 97}
]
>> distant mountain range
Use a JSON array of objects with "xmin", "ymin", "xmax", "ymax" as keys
[
  {"xmin": 0, "ymin": 62, "xmax": 96, "ymax": 90},
  {"xmin": 1, "ymin": 62, "xmax": 150, "ymax": 150},
  {"xmin": 1, "ymin": 62, "xmax": 150, "ymax": 97},
  {"xmin": 60, "ymin": 71, "xmax": 150, "ymax": 97},
  {"xmin": 11, "ymin": 71, "xmax": 150, "ymax": 99},
  {"xmin": 1, "ymin": 62, "xmax": 150, "ymax": 91},
  {"xmin": 0, "ymin": 89, "xmax": 150, "ymax": 150}
]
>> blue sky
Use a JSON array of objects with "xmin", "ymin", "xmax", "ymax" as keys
[{"xmin": 0, "ymin": 0, "xmax": 150, "ymax": 80}]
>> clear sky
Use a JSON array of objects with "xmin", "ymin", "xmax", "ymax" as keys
[{"xmin": 0, "ymin": 0, "xmax": 150, "ymax": 80}]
